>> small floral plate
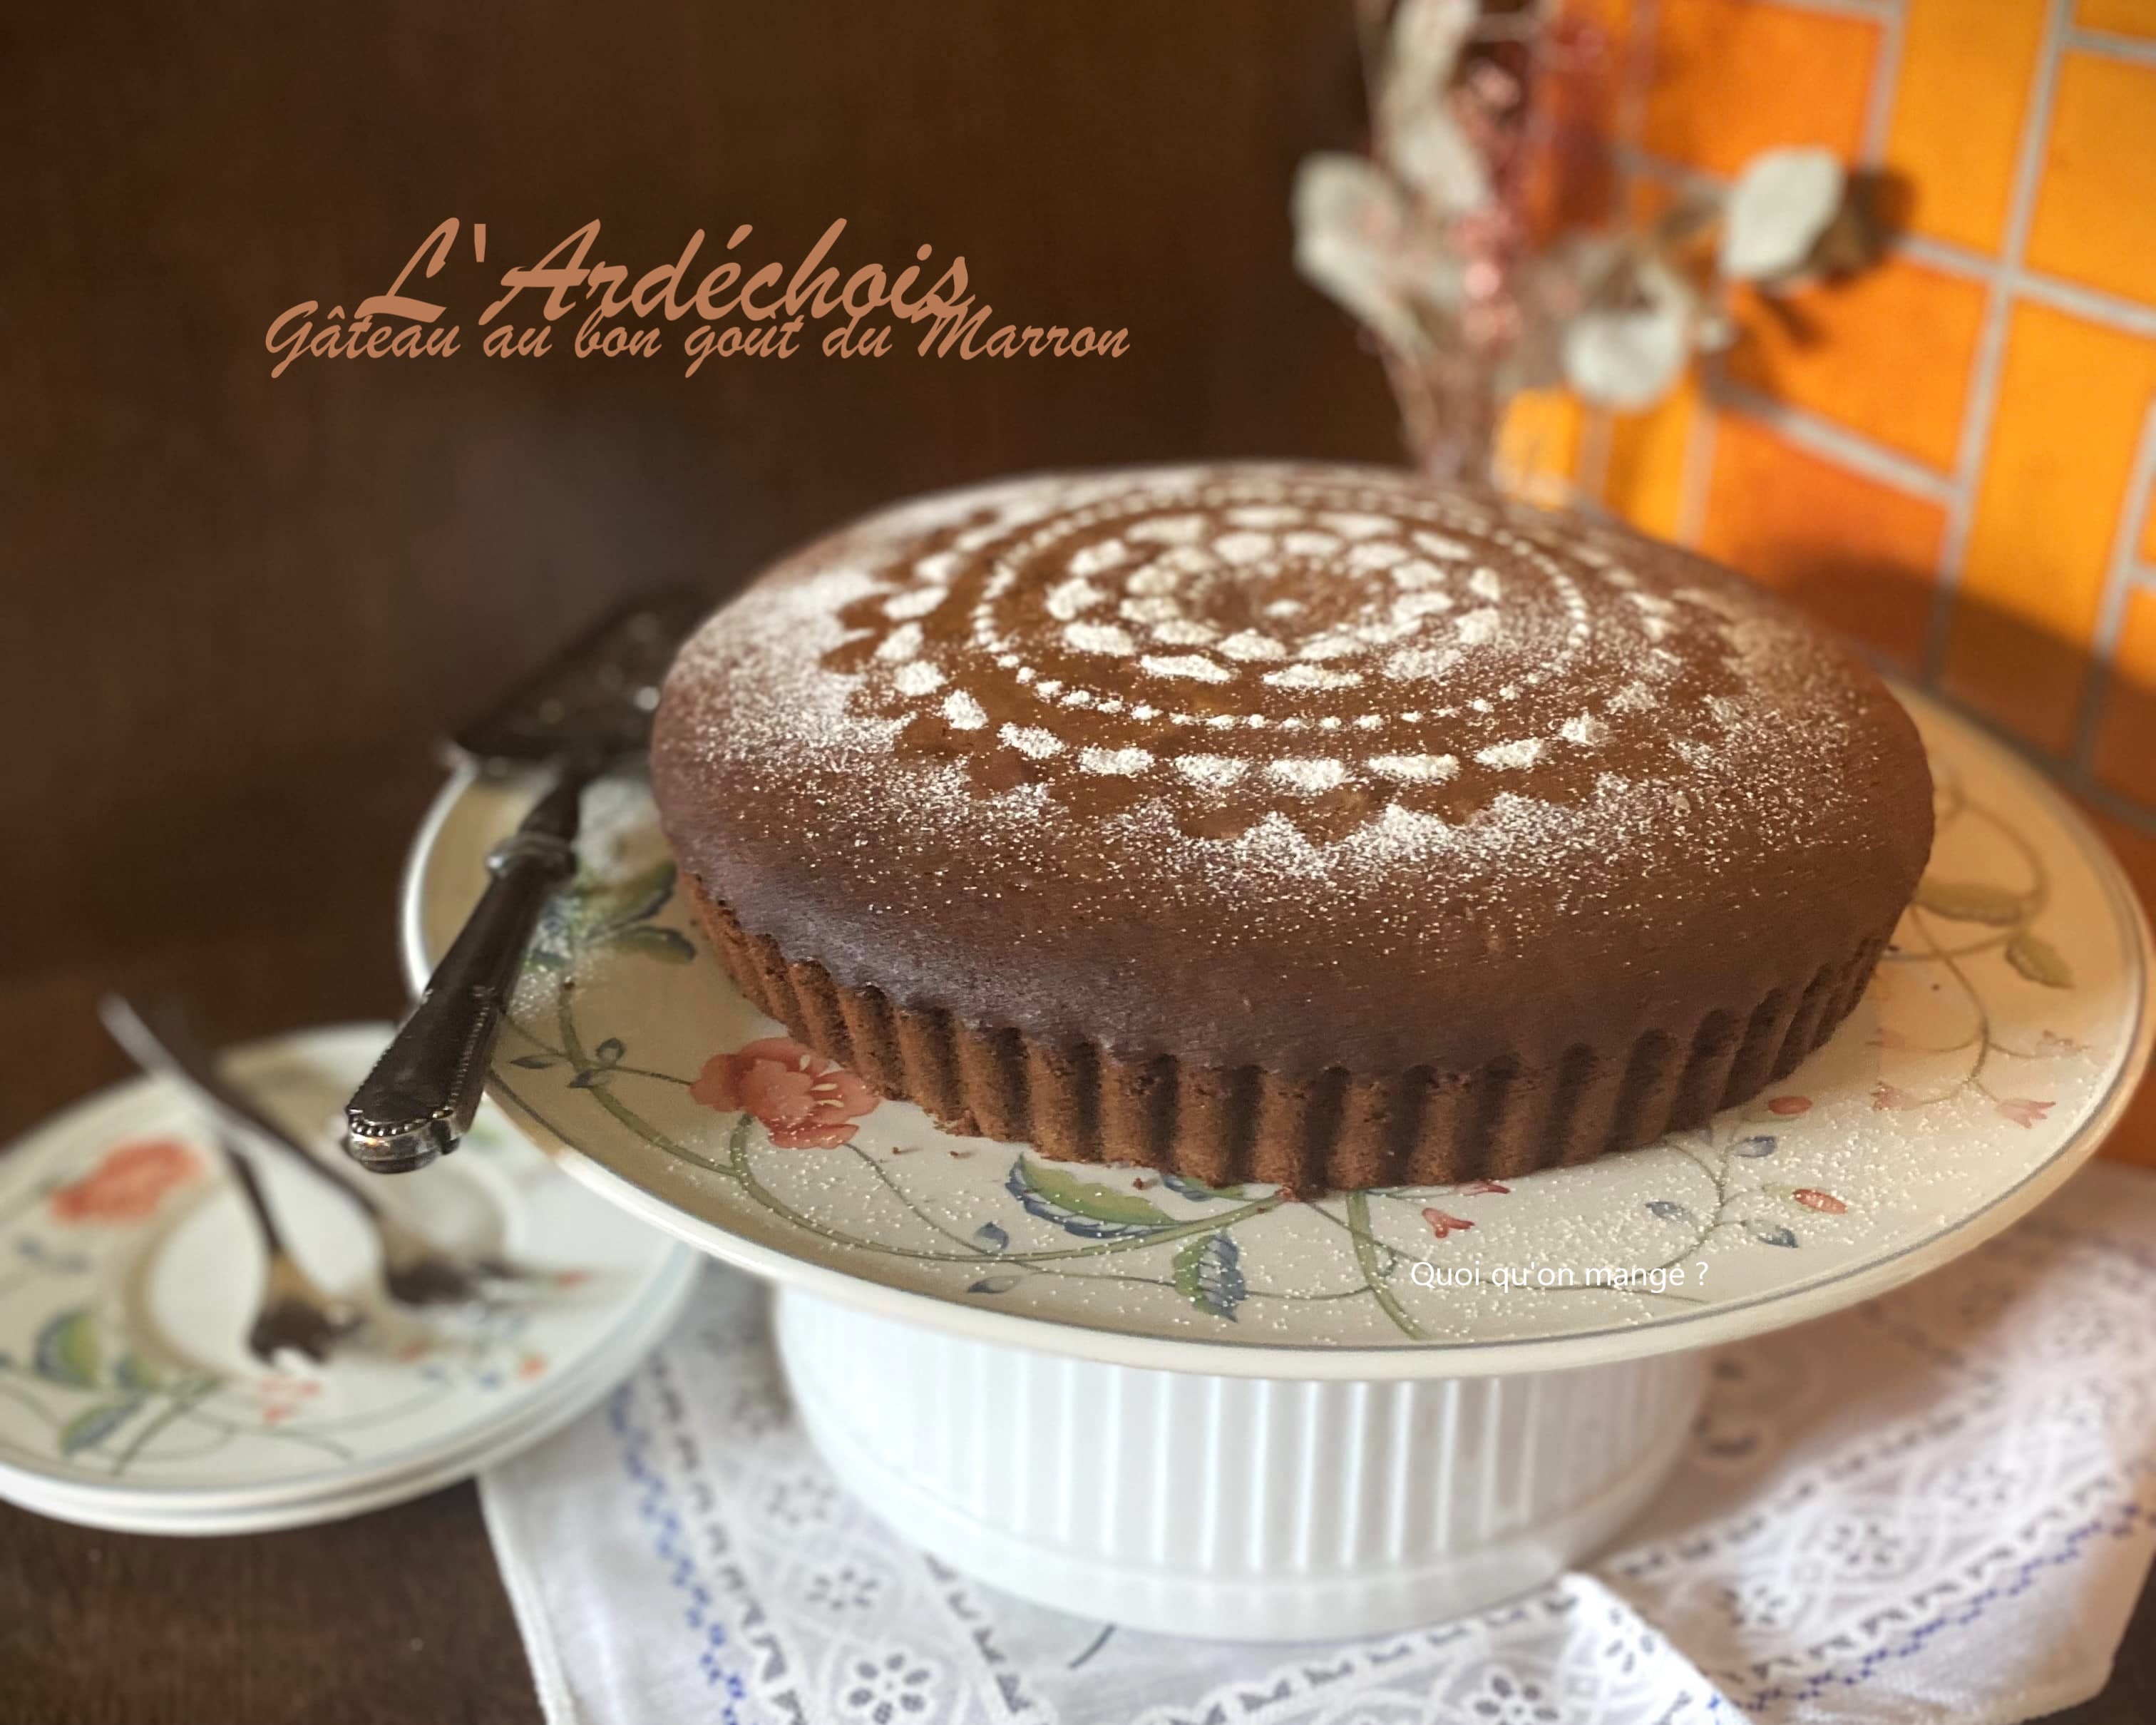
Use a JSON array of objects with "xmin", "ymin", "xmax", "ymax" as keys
[
  {"xmin": 0, "ymin": 1024, "xmax": 698, "ymax": 1530},
  {"xmin": 406, "ymin": 690, "xmax": 2152, "ymax": 1378}
]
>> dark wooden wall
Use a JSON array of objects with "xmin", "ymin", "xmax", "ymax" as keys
[
  {"xmin": 0, "ymin": 1, "xmax": 1397, "ymax": 1125},
  {"xmin": 0, "ymin": 14, "xmax": 1395, "ymax": 1709}
]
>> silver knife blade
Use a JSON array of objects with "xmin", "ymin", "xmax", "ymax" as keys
[{"xmin": 452, "ymin": 585, "xmax": 712, "ymax": 767}]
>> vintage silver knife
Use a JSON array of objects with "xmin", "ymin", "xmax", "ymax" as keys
[{"xmin": 343, "ymin": 588, "xmax": 709, "ymax": 1174}]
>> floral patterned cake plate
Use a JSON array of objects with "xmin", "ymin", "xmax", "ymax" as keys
[
  {"xmin": 0, "ymin": 1024, "xmax": 699, "ymax": 1535},
  {"xmin": 402, "ymin": 687, "xmax": 2152, "ymax": 1381}
]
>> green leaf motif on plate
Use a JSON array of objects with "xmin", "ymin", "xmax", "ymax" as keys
[
  {"xmin": 2005, "ymin": 930, "xmax": 2074, "ymax": 989},
  {"xmin": 60, "ymin": 1399, "xmax": 143, "ymax": 1456},
  {"xmin": 587, "ymin": 859, "xmax": 679, "ymax": 930},
  {"xmin": 1005, "ymin": 1157, "xmax": 1174, "ymax": 1239},
  {"xmin": 113, "ymin": 1353, "xmax": 163, "ymax": 1392},
  {"xmin": 610, "ymin": 926, "xmax": 697, "ymax": 964},
  {"xmin": 33, "ymin": 1308, "xmax": 100, "ymax": 1388},
  {"xmin": 1162, "ymin": 1172, "xmax": 1250, "ymax": 1202},
  {"xmin": 530, "ymin": 860, "xmax": 690, "ymax": 972},
  {"xmin": 1171, "ymin": 1232, "xmax": 1245, "ymax": 1321},
  {"xmin": 1914, "ymin": 878, "xmax": 2026, "ymax": 926}
]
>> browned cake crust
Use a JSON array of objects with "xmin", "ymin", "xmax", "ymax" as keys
[
  {"xmin": 690, "ymin": 881, "xmax": 1894, "ymax": 1191},
  {"xmin": 652, "ymin": 463, "xmax": 1934, "ymax": 1191}
]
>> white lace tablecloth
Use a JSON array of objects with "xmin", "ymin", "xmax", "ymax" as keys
[{"xmin": 480, "ymin": 1161, "xmax": 2156, "ymax": 1725}]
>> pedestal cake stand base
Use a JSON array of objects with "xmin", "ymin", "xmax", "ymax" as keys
[
  {"xmin": 779, "ymin": 1289, "xmax": 1703, "ymax": 1639},
  {"xmin": 404, "ymin": 688, "xmax": 2152, "ymax": 1642}
]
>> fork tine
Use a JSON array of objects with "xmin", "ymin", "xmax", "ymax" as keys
[{"xmin": 102, "ymin": 991, "xmax": 534, "ymax": 1311}]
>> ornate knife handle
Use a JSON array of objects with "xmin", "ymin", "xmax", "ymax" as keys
[{"xmin": 344, "ymin": 765, "xmax": 594, "ymax": 1172}]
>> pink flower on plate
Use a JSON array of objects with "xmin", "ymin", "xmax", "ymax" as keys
[
  {"xmin": 1765, "ymin": 1095, "xmax": 1812, "ymax": 1117},
  {"xmin": 255, "ymin": 1375, "xmax": 321, "ymax": 1427},
  {"xmin": 1998, "ymin": 1097, "xmax": 2054, "ymax": 1129},
  {"xmin": 1422, "ymin": 1208, "xmax": 1474, "ymax": 1239},
  {"xmin": 692, "ymin": 1037, "xmax": 878, "ymax": 1149},
  {"xmin": 1454, "ymin": 1179, "xmax": 1510, "ymax": 1196},
  {"xmin": 50, "ymin": 1137, "xmax": 200, "ymax": 1224},
  {"xmin": 1871, "ymin": 1082, "xmax": 1919, "ymax": 1112},
  {"xmin": 1793, "ymin": 1188, "xmax": 1847, "ymax": 1214}
]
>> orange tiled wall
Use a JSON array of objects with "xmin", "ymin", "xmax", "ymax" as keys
[{"xmin": 1498, "ymin": 0, "xmax": 2156, "ymax": 1158}]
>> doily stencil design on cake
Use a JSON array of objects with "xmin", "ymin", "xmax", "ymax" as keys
[{"xmin": 821, "ymin": 472, "xmax": 1755, "ymax": 840}]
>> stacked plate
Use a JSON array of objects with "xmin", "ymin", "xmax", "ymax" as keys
[{"xmin": 0, "ymin": 1023, "xmax": 698, "ymax": 1534}]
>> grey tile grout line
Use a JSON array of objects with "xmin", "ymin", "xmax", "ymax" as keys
[
  {"xmin": 1768, "ymin": 0, "xmax": 2156, "ymax": 61},
  {"xmin": 1857, "ymin": 0, "xmax": 1908, "ymax": 165},
  {"xmin": 1894, "ymin": 231, "xmax": 2156, "ymax": 342},
  {"xmin": 2065, "ymin": 22, "xmax": 2156, "ymax": 68},
  {"xmin": 1919, "ymin": 0, "xmax": 2074, "ymax": 684},
  {"xmin": 2068, "ymin": 768, "xmax": 2156, "ymax": 838},
  {"xmin": 2070, "ymin": 403, "xmax": 2156, "ymax": 775},
  {"xmin": 1706, "ymin": 376, "xmax": 1957, "ymax": 502},
  {"xmin": 1765, "ymin": 0, "xmax": 1899, "ymax": 19},
  {"xmin": 1672, "ymin": 368, "xmax": 1718, "ymax": 548}
]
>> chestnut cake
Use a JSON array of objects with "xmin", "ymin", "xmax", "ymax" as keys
[{"xmin": 650, "ymin": 464, "xmax": 1933, "ymax": 1191}]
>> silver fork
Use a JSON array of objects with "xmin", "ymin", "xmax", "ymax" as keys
[
  {"xmin": 218, "ymin": 1132, "xmax": 359, "ymax": 1365},
  {"xmin": 99, "ymin": 995, "xmax": 525, "ymax": 1309}
]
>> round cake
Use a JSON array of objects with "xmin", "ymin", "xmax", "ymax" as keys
[{"xmin": 651, "ymin": 463, "xmax": 1934, "ymax": 1191}]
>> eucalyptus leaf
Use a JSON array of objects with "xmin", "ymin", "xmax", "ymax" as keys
[
  {"xmin": 1644, "ymin": 1199, "xmax": 1695, "ymax": 1227},
  {"xmin": 1729, "ymin": 1135, "xmax": 1777, "ymax": 1158},
  {"xmin": 1720, "ymin": 147, "xmax": 1844, "ymax": 282},
  {"xmin": 1292, "ymin": 155, "xmax": 1431, "ymax": 358},
  {"xmin": 1745, "ymin": 1220, "xmax": 1800, "ymax": 1249},
  {"xmin": 1561, "ymin": 258, "xmax": 1695, "ymax": 410},
  {"xmin": 1377, "ymin": 0, "xmax": 1487, "ymax": 222}
]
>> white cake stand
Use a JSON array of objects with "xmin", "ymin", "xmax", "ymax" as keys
[{"xmin": 400, "ymin": 690, "xmax": 2151, "ymax": 1640}]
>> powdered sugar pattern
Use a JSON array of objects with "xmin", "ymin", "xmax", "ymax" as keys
[
  {"xmin": 790, "ymin": 469, "xmax": 1788, "ymax": 844},
  {"xmin": 659, "ymin": 465, "xmax": 1874, "ymax": 923}
]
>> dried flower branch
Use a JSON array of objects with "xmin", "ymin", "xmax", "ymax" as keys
[{"xmin": 1294, "ymin": 0, "xmax": 1885, "ymax": 481}]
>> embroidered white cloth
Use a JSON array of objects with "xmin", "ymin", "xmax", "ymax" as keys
[{"xmin": 481, "ymin": 1162, "xmax": 2156, "ymax": 1725}]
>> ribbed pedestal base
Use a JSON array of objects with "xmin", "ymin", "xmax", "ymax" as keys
[{"xmin": 777, "ymin": 1291, "xmax": 1705, "ymax": 1641}]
